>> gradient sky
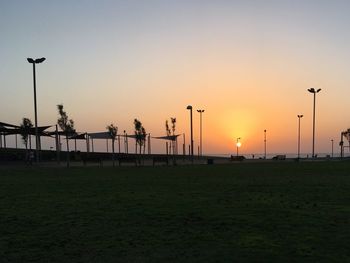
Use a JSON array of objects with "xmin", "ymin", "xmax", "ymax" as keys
[{"xmin": 1, "ymin": 0, "xmax": 350, "ymax": 155}]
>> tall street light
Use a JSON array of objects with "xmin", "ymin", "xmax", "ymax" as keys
[
  {"xmin": 197, "ymin": 109, "xmax": 204, "ymax": 156},
  {"xmin": 27, "ymin": 57, "xmax": 46, "ymax": 163},
  {"xmin": 264, "ymin": 129, "xmax": 267, "ymax": 159},
  {"xmin": 307, "ymin": 88, "xmax": 321, "ymax": 158},
  {"xmin": 187, "ymin": 105, "xmax": 194, "ymax": 162},
  {"xmin": 297, "ymin": 115, "xmax": 303, "ymax": 159},
  {"xmin": 236, "ymin": 137, "xmax": 241, "ymax": 156}
]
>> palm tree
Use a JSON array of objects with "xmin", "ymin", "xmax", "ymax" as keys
[
  {"xmin": 165, "ymin": 118, "xmax": 176, "ymax": 155},
  {"xmin": 134, "ymin": 119, "xmax": 146, "ymax": 160},
  {"xmin": 141, "ymin": 126, "xmax": 147, "ymax": 155},
  {"xmin": 106, "ymin": 123, "xmax": 118, "ymax": 166},
  {"xmin": 19, "ymin": 118, "xmax": 33, "ymax": 160},
  {"xmin": 165, "ymin": 120, "xmax": 171, "ymax": 136},
  {"xmin": 165, "ymin": 120, "xmax": 171, "ymax": 154},
  {"xmin": 57, "ymin": 104, "xmax": 75, "ymax": 167},
  {"xmin": 171, "ymin": 117, "xmax": 176, "ymax": 154}
]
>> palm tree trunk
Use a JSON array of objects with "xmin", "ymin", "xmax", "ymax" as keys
[
  {"xmin": 66, "ymin": 134, "xmax": 70, "ymax": 167},
  {"xmin": 112, "ymin": 138, "xmax": 115, "ymax": 167},
  {"xmin": 25, "ymin": 143, "xmax": 28, "ymax": 164}
]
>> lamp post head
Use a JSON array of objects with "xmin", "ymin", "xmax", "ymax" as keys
[
  {"xmin": 308, "ymin": 88, "xmax": 321, "ymax": 93},
  {"xmin": 197, "ymin": 109, "xmax": 204, "ymax": 113},
  {"xmin": 187, "ymin": 105, "xmax": 192, "ymax": 110},
  {"xmin": 35, "ymin": 57, "xmax": 46, "ymax": 63},
  {"xmin": 236, "ymin": 138, "xmax": 241, "ymax": 147},
  {"xmin": 298, "ymin": 114, "xmax": 304, "ymax": 118},
  {"xmin": 27, "ymin": 57, "xmax": 46, "ymax": 64}
]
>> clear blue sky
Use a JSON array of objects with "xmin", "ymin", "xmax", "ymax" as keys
[{"xmin": 1, "ymin": 0, "xmax": 350, "ymax": 155}]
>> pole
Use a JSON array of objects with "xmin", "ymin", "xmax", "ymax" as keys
[
  {"xmin": 126, "ymin": 133, "xmax": 128, "ymax": 154},
  {"xmin": 183, "ymin": 133, "xmax": 186, "ymax": 155},
  {"xmin": 236, "ymin": 137, "xmax": 241, "ymax": 157},
  {"xmin": 199, "ymin": 111, "xmax": 202, "ymax": 156},
  {"xmin": 176, "ymin": 137, "xmax": 178, "ymax": 155},
  {"xmin": 200, "ymin": 112, "xmax": 202, "ymax": 155},
  {"xmin": 189, "ymin": 109, "xmax": 193, "ymax": 162},
  {"xmin": 197, "ymin": 109, "xmax": 204, "ymax": 156},
  {"xmin": 298, "ymin": 117, "xmax": 301, "ymax": 159},
  {"xmin": 312, "ymin": 92, "xmax": 316, "ymax": 158},
  {"xmin": 264, "ymin": 129, "xmax": 267, "ymax": 159},
  {"xmin": 56, "ymin": 125, "xmax": 60, "ymax": 164},
  {"xmin": 340, "ymin": 132, "xmax": 344, "ymax": 158},
  {"xmin": 86, "ymin": 133, "xmax": 89, "ymax": 154},
  {"xmin": 118, "ymin": 135, "xmax": 121, "ymax": 153},
  {"xmin": 297, "ymin": 115, "xmax": 303, "ymax": 159},
  {"xmin": 32, "ymin": 63, "xmax": 40, "ymax": 163}
]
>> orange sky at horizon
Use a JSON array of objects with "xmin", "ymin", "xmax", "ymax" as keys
[{"xmin": 2, "ymin": 1, "xmax": 350, "ymax": 156}]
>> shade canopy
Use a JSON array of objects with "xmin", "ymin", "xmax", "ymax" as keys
[
  {"xmin": 152, "ymin": 134, "xmax": 180, "ymax": 141},
  {"xmin": 0, "ymin": 122, "xmax": 52, "ymax": 136},
  {"xmin": 88, "ymin": 132, "xmax": 112, "ymax": 139}
]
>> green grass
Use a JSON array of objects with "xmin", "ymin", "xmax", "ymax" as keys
[{"xmin": 1, "ymin": 161, "xmax": 350, "ymax": 262}]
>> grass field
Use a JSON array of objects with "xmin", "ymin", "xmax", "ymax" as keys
[{"xmin": 1, "ymin": 161, "xmax": 349, "ymax": 262}]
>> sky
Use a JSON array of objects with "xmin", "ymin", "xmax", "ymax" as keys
[{"xmin": 1, "ymin": 0, "xmax": 350, "ymax": 156}]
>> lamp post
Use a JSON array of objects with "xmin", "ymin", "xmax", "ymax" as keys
[
  {"xmin": 297, "ymin": 115, "xmax": 303, "ymax": 159},
  {"xmin": 307, "ymin": 88, "xmax": 321, "ymax": 158},
  {"xmin": 236, "ymin": 137, "xmax": 241, "ymax": 156},
  {"xmin": 197, "ymin": 109, "xmax": 204, "ymax": 156},
  {"xmin": 187, "ymin": 105, "xmax": 194, "ymax": 162},
  {"xmin": 27, "ymin": 57, "xmax": 46, "ymax": 163},
  {"xmin": 183, "ymin": 133, "xmax": 186, "ymax": 156},
  {"xmin": 264, "ymin": 129, "xmax": 267, "ymax": 159}
]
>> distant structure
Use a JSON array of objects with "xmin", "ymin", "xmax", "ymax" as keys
[{"xmin": 339, "ymin": 128, "xmax": 350, "ymax": 158}]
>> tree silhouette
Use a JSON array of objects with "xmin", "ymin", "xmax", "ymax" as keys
[
  {"xmin": 57, "ymin": 104, "xmax": 75, "ymax": 167},
  {"xmin": 19, "ymin": 118, "xmax": 33, "ymax": 158},
  {"xmin": 165, "ymin": 120, "xmax": 171, "ymax": 136},
  {"xmin": 106, "ymin": 123, "xmax": 118, "ymax": 166},
  {"xmin": 171, "ymin": 117, "xmax": 176, "ymax": 154},
  {"xmin": 134, "ymin": 119, "xmax": 146, "ymax": 158},
  {"xmin": 165, "ymin": 117, "xmax": 176, "ymax": 155},
  {"xmin": 171, "ymin": 118, "xmax": 176, "ymax": 135},
  {"xmin": 165, "ymin": 120, "xmax": 171, "ymax": 154}
]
